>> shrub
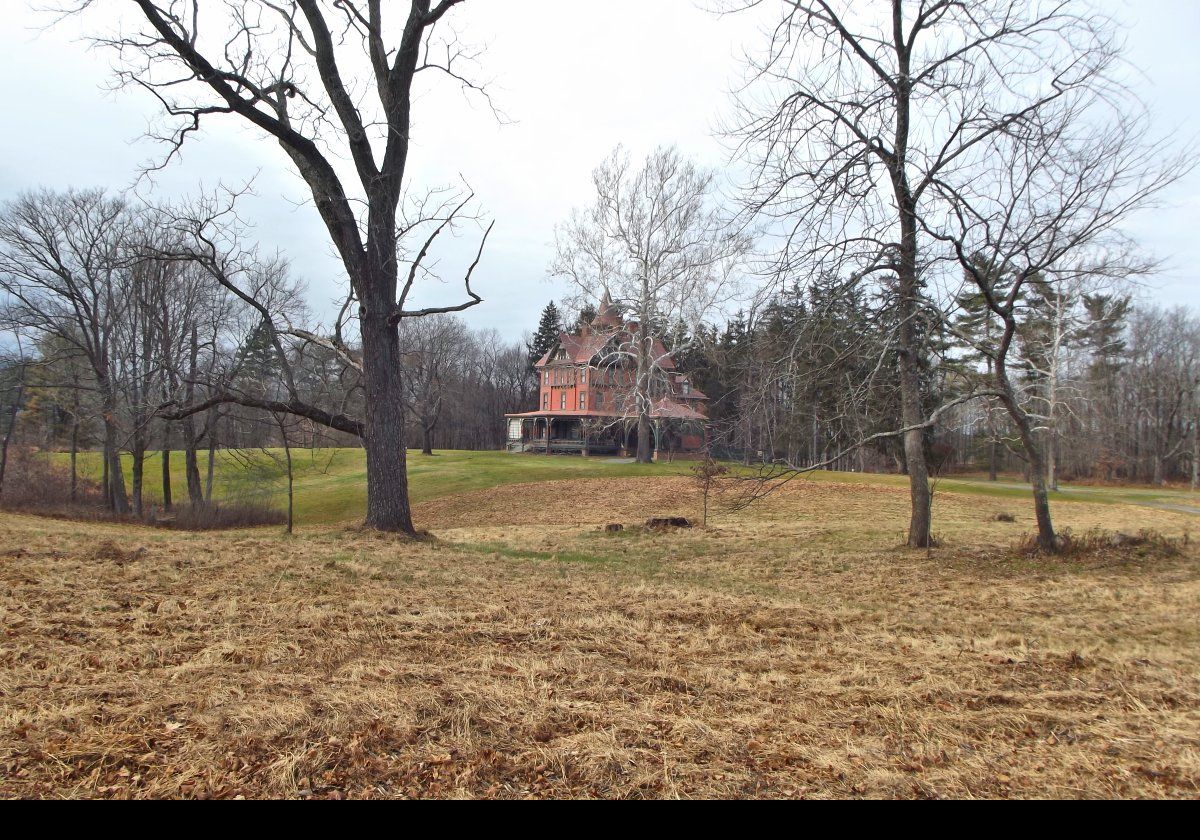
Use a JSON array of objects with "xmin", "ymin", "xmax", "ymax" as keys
[
  {"xmin": 0, "ymin": 448, "xmax": 106, "ymax": 514},
  {"xmin": 160, "ymin": 501, "xmax": 286, "ymax": 531},
  {"xmin": 1015, "ymin": 527, "xmax": 1184, "ymax": 560},
  {"xmin": 0, "ymin": 447, "xmax": 285, "ymax": 531}
]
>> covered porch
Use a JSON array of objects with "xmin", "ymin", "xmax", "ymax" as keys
[
  {"xmin": 505, "ymin": 415, "xmax": 621, "ymax": 456},
  {"xmin": 505, "ymin": 413, "xmax": 706, "ymax": 459}
]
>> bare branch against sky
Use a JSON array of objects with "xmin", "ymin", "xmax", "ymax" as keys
[{"xmin": 1, "ymin": 1, "xmax": 1195, "ymax": 339}]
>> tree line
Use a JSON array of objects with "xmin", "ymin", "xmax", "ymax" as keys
[
  {"xmin": 0, "ymin": 188, "xmax": 535, "ymax": 517},
  {"xmin": 675, "ymin": 277, "xmax": 1199, "ymax": 490}
]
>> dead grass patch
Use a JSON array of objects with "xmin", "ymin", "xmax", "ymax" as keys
[
  {"xmin": 1, "ymin": 478, "xmax": 1197, "ymax": 799},
  {"xmin": 1014, "ymin": 527, "xmax": 1187, "ymax": 561}
]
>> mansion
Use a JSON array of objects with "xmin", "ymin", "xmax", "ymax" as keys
[{"xmin": 505, "ymin": 297, "xmax": 709, "ymax": 458}]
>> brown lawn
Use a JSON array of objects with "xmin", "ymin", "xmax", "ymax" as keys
[{"xmin": 1, "ymin": 477, "xmax": 1197, "ymax": 798}]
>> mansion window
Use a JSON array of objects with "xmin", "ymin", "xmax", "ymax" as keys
[
  {"xmin": 542, "ymin": 393, "xmax": 549, "ymax": 410},
  {"xmin": 560, "ymin": 392, "xmax": 566, "ymax": 410},
  {"xmin": 579, "ymin": 393, "xmax": 587, "ymax": 410}
]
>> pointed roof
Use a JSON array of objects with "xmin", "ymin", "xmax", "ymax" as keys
[
  {"xmin": 649, "ymin": 397, "xmax": 708, "ymax": 421},
  {"xmin": 593, "ymin": 291, "xmax": 622, "ymax": 328},
  {"xmin": 557, "ymin": 329, "xmax": 611, "ymax": 364},
  {"xmin": 531, "ymin": 297, "xmax": 677, "ymax": 373}
]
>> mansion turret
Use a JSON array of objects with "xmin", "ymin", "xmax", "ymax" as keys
[{"xmin": 505, "ymin": 296, "xmax": 709, "ymax": 458}]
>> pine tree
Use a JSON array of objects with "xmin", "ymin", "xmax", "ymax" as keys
[
  {"xmin": 527, "ymin": 301, "xmax": 562, "ymax": 373},
  {"xmin": 1081, "ymin": 293, "xmax": 1130, "ymax": 479},
  {"xmin": 1082, "ymin": 293, "xmax": 1130, "ymax": 384},
  {"xmin": 575, "ymin": 303, "xmax": 597, "ymax": 329},
  {"xmin": 234, "ymin": 319, "xmax": 282, "ymax": 399},
  {"xmin": 951, "ymin": 255, "xmax": 1012, "ymax": 376}
]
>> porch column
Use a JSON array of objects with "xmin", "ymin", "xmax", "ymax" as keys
[{"xmin": 546, "ymin": 418, "xmax": 553, "ymax": 455}]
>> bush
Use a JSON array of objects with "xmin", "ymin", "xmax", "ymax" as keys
[
  {"xmin": 161, "ymin": 501, "xmax": 286, "ymax": 531},
  {"xmin": 0, "ymin": 448, "xmax": 107, "ymax": 514},
  {"xmin": 1015, "ymin": 527, "xmax": 1185, "ymax": 560},
  {"xmin": 0, "ymin": 447, "xmax": 285, "ymax": 531}
]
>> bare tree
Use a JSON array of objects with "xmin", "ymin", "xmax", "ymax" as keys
[
  {"xmin": 398, "ymin": 314, "xmax": 468, "ymax": 456},
  {"xmin": 0, "ymin": 333, "xmax": 29, "ymax": 501},
  {"xmin": 0, "ymin": 189, "xmax": 137, "ymax": 512},
  {"xmin": 552, "ymin": 146, "xmax": 747, "ymax": 463},
  {"xmin": 1123, "ymin": 307, "xmax": 1200, "ymax": 487},
  {"xmin": 151, "ymin": 261, "xmax": 234, "ymax": 509},
  {"xmin": 66, "ymin": 1, "xmax": 495, "ymax": 533},
  {"xmin": 724, "ymin": 0, "xmax": 1130, "ymax": 547},
  {"xmin": 933, "ymin": 84, "xmax": 1190, "ymax": 551},
  {"xmin": 690, "ymin": 450, "xmax": 730, "ymax": 527}
]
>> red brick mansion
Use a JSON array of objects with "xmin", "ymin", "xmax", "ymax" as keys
[{"xmin": 505, "ymin": 297, "xmax": 709, "ymax": 457}]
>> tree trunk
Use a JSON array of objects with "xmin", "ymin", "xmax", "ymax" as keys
[
  {"xmin": 183, "ymin": 418, "xmax": 203, "ymax": 505},
  {"xmin": 1191, "ymin": 415, "xmax": 1198, "ymax": 492},
  {"xmin": 811, "ymin": 395, "xmax": 820, "ymax": 468},
  {"xmin": 69, "ymin": 409, "xmax": 79, "ymax": 503},
  {"xmin": 285, "ymin": 442, "xmax": 294, "ymax": 534},
  {"xmin": 636, "ymin": 412, "xmax": 652, "ymax": 464},
  {"xmin": 359, "ymin": 306, "xmax": 415, "ymax": 533},
  {"xmin": 0, "ymin": 371, "xmax": 24, "ymax": 499},
  {"xmin": 899, "ymin": 377, "xmax": 932, "ymax": 548},
  {"xmin": 1011, "ymin": 404, "xmax": 1057, "ymax": 551},
  {"xmin": 131, "ymin": 443, "xmax": 145, "ymax": 518},
  {"xmin": 891, "ymin": 51, "xmax": 933, "ymax": 549},
  {"xmin": 633, "ymin": 303, "xmax": 654, "ymax": 464},
  {"xmin": 161, "ymin": 423, "xmax": 173, "ymax": 511},
  {"xmin": 106, "ymin": 432, "xmax": 129, "ymax": 515},
  {"xmin": 102, "ymin": 382, "xmax": 129, "ymax": 515},
  {"xmin": 995, "ymin": 332, "xmax": 1058, "ymax": 552},
  {"xmin": 895, "ymin": 233, "xmax": 932, "ymax": 547},
  {"xmin": 986, "ymin": 398, "xmax": 999, "ymax": 481},
  {"xmin": 421, "ymin": 419, "xmax": 433, "ymax": 456},
  {"xmin": 182, "ymin": 327, "xmax": 204, "ymax": 506},
  {"xmin": 205, "ymin": 408, "xmax": 218, "ymax": 504},
  {"xmin": 279, "ymin": 415, "xmax": 294, "ymax": 535}
]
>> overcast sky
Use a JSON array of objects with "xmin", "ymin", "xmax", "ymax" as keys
[{"xmin": 1, "ymin": 1, "xmax": 1196, "ymax": 341}]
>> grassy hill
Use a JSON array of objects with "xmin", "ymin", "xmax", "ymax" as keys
[
  {"xmin": 61, "ymin": 449, "xmax": 699, "ymax": 524},
  {"xmin": 59, "ymin": 448, "xmax": 1200, "ymax": 527}
]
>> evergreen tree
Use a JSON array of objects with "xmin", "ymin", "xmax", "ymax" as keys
[
  {"xmin": 527, "ymin": 301, "xmax": 562, "ymax": 373},
  {"xmin": 1082, "ymin": 293, "xmax": 1131, "ymax": 385},
  {"xmin": 950, "ymin": 255, "xmax": 1012, "ymax": 376},
  {"xmin": 1081, "ymin": 292, "xmax": 1131, "ymax": 479},
  {"xmin": 575, "ymin": 303, "xmax": 597, "ymax": 329},
  {"xmin": 949, "ymin": 256, "xmax": 1013, "ymax": 480},
  {"xmin": 233, "ymin": 319, "xmax": 282, "ymax": 399}
]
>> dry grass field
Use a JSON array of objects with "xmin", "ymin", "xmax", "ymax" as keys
[{"xmin": 2, "ymin": 475, "xmax": 1198, "ymax": 798}]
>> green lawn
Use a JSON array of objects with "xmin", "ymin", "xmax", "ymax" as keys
[
  {"xmin": 56, "ymin": 447, "xmax": 1199, "ymax": 526},
  {"xmin": 61, "ymin": 448, "xmax": 700, "ymax": 525}
]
